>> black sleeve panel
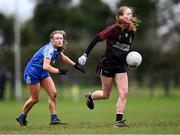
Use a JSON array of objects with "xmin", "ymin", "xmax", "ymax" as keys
[{"xmin": 85, "ymin": 35, "xmax": 102, "ymax": 57}]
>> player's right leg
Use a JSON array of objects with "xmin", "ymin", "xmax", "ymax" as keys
[
  {"xmin": 85, "ymin": 92, "xmax": 94, "ymax": 110},
  {"xmin": 16, "ymin": 83, "xmax": 41, "ymax": 126},
  {"xmin": 85, "ymin": 75, "xmax": 113, "ymax": 110}
]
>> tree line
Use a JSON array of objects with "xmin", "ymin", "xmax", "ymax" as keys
[{"xmin": 0, "ymin": 0, "xmax": 180, "ymax": 87}]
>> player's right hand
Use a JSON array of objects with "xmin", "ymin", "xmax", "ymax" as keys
[
  {"xmin": 78, "ymin": 53, "xmax": 87, "ymax": 65},
  {"xmin": 58, "ymin": 69, "xmax": 68, "ymax": 75}
]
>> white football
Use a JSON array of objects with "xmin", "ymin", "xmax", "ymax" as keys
[{"xmin": 126, "ymin": 51, "xmax": 142, "ymax": 68}]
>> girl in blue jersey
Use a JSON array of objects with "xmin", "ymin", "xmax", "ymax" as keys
[
  {"xmin": 78, "ymin": 6, "xmax": 139, "ymax": 127},
  {"xmin": 16, "ymin": 30, "xmax": 85, "ymax": 126}
]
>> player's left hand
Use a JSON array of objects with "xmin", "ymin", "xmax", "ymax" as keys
[
  {"xmin": 78, "ymin": 53, "xmax": 87, "ymax": 65},
  {"xmin": 74, "ymin": 63, "xmax": 86, "ymax": 73}
]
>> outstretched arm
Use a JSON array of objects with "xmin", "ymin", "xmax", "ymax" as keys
[
  {"xmin": 78, "ymin": 35, "xmax": 102, "ymax": 65},
  {"xmin": 60, "ymin": 52, "xmax": 86, "ymax": 73},
  {"xmin": 85, "ymin": 35, "xmax": 102, "ymax": 57},
  {"xmin": 60, "ymin": 52, "xmax": 75, "ymax": 66}
]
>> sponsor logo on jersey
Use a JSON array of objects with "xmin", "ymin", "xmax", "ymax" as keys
[{"xmin": 112, "ymin": 42, "xmax": 130, "ymax": 52}]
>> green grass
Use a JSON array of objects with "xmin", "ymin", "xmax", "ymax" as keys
[{"xmin": 0, "ymin": 85, "xmax": 180, "ymax": 134}]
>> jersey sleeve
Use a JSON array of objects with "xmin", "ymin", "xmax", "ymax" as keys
[
  {"xmin": 98, "ymin": 24, "xmax": 116, "ymax": 40},
  {"xmin": 85, "ymin": 35, "xmax": 102, "ymax": 56},
  {"xmin": 43, "ymin": 45, "xmax": 54, "ymax": 60}
]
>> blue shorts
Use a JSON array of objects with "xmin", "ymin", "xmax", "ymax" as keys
[{"xmin": 24, "ymin": 71, "xmax": 49, "ymax": 84}]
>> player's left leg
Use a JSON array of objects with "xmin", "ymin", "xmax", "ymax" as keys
[
  {"xmin": 92, "ymin": 75, "xmax": 113, "ymax": 100},
  {"xmin": 114, "ymin": 72, "xmax": 128, "ymax": 127},
  {"xmin": 41, "ymin": 76, "xmax": 66, "ymax": 125}
]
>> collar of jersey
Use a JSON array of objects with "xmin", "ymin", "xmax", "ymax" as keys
[{"xmin": 49, "ymin": 42, "xmax": 58, "ymax": 51}]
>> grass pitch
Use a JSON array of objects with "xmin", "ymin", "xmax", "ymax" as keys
[{"xmin": 0, "ymin": 85, "xmax": 180, "ymax": 134}]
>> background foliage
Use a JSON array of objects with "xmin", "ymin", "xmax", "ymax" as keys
[{"xmin": 0, "ymin": 0, "xmax": 180, "ymax": 87}]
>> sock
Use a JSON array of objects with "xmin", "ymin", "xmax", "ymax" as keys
[
  {"xmin": 88, "ymin": 94, "xmax": 93, "ymax": 101},
  {"xmin": 116, "ymin": 113, "xmax": 123, "ymax": 122},
  {"xmin": 51, "ymin": 114, "xmax": 58, "ymax": 121},
  {"xmin": 19, "ymin": 113, "xmax": 26, "ymax": 120}
]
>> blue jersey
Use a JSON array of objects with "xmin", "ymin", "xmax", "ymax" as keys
[{"xmin": 24, "ymin": 42, "xmax": 61, "ymax": 84}]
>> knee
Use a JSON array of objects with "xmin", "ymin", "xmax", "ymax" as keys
[
  {"xmin": 49, "ymin": 91, "xmax": 57, "ymax": 99},
  {"xmin": 31, "ymin": 98, "xmax": 39, "ymax": 104},
  {"xmin": 120, "ymin": 88, "xmax": 128, "ymax": 99}
]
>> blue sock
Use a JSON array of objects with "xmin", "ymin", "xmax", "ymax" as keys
[
  {"xmin": 19, "ymin": 113, "xmax": 26, "ymax": 120},
  {"xmin": 51, "ymin": 114, "xmax": 58, "ymax": 121}
]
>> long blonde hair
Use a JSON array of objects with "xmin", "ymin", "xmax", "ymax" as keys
[
  {"xmin": 50, "ymin": 30, "xmax": 68, "ymax": 51},
  {"xmin": 116, "ymin": 6, "xmax": 140, "ymax": 32}
]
